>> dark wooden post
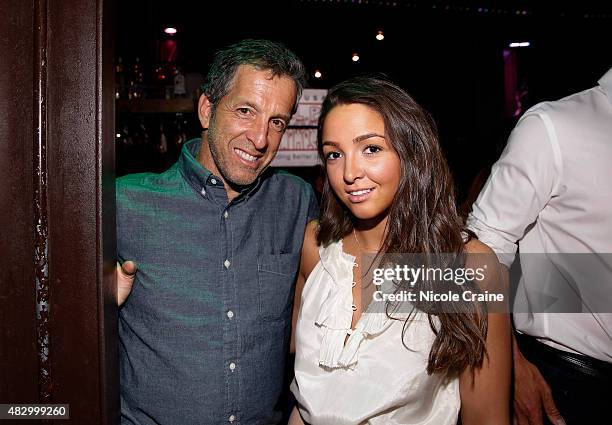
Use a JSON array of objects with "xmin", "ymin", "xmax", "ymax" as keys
[{"xmin": 0, "ymin": 0, "xmax": 118, "ymax": 423}]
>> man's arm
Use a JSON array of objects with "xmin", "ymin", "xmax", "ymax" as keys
[
  {"xmin": 116, "ymin": 261, "xmax": 137, "ymax": 306},
  {"xmin": 466, "ymin": 113, "xmax": 565, "ymax": 425},
  {"xmin": 467, "ymin": 114, "xmax": 562, "ymax": 267},
  {"xmin": 501, "ymin": 265, "xmax": 565, "ymax": 425}
]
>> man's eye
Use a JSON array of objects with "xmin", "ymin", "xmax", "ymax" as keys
[
  {"xmin": 271, "ymin": 119, "xmax": 286, "ymax": 131},
  {"xmin": 237, "ymin": 108, "xmax": 250, "ymax": 115}
]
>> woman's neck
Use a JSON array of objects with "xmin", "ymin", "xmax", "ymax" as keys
[{"xmin": 353, "ymin": 215, "xmax": 389, "ymax": 253}]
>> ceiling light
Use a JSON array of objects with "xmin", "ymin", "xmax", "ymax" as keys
[{"xmin": 509, "ymin": 41, "xmax": 530, "ymax": 48}]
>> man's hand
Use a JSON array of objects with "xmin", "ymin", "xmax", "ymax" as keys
[
  {"xmin": 513, "ymin": 341, "xmax": 565, "ymax": 425},
  {"xmin": 116, "ymin": 261, "xmax": 137, "ymax": 306}
]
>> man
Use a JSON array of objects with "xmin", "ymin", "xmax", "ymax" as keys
[
  {"xmin": 116, "ymin": 39, "xmax": 318, "ymax": 424},
  {"xmin": 468, "ymin": 67, "xmax": 612, "ymax": 425}
]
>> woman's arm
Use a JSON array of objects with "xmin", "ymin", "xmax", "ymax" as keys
[
  {"xmin": 290, "ymin": 220, "xmax": 320, "ymax": 354},
  {"xmin": 459, "ymin": 240, "xmax": 512, "ymax": 425},
  {"xmin": 288, "ymin": 407, "xmax": 306, "ymax": 425}
]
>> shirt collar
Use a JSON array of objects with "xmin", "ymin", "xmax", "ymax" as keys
[
  {"xmin": 178, "ymin": 138, "xmax": 264, "ymax": 202},
  {"xmin": 178, "ymin": 138, "xmax": 213, "ymax": 192},
  {"xmin": 598, "ymin": 67, "xmax": 612, "ymax": 107}
]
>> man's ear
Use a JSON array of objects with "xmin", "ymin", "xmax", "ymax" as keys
[{"xmin": 198, "ymin": 94, "xmax": 213, "ymax": 129}]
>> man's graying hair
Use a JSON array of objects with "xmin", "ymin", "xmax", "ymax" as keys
[{"xmin": 201, "ymin": 39, "xmax": 306, "ymax": 115}]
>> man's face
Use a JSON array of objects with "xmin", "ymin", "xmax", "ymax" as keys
[{"xmin": 198, "ymin": 65, "xmax": 297, "ymax": 193}]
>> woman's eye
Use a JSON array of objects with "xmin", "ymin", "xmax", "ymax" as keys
[
  {"xmin": 325, "ymin": 151, "xmax": 341, "ymax": 160},
  {"xmin": 364, "ymin": 145, "xmax": 382, "ymax": 155}
]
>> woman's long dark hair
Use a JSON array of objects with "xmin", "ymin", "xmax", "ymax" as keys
[{"xmin": 316, "ymin": 76, "xmax": 487, "ymax": 377}]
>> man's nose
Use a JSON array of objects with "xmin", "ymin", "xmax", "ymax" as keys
[{"xmin": 246, "ymin": 118, "xmax": 269, "ymax": 151}]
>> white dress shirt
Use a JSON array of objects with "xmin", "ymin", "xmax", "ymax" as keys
[
  {"xmin": 291, "ymin": 241, "xmax": 460, "ymax": 425},
  {"xmin": 467, "ymin": 68, "xmax": 612, "ymax": 362}
]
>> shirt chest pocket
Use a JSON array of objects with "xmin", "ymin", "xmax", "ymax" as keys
[{"xmin": 257, "ymin": 253, "xmax": 300, "ymax": 321}]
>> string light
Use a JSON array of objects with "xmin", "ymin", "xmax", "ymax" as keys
[
  {"xmin": 352, "ymin": 52, "xmax": 360, "ymax": 62},
  {"xmin": 314, "ymin": 70, "xmax": 322, "ymax": 78},
  {"xmin": 296, "ymin": 1, "xmax": 609, "ymax": 19},
  {"xmin": 376, "ymin": 30, "xmax": 384, "ymax": 41}
]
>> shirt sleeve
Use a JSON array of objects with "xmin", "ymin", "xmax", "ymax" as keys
[{"xmin": 466, "ymin": 113, "xmax": 562, "ymax": 267}]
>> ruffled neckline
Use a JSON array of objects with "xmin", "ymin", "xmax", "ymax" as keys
[{"xmin": 314, "ymin": 240, "xmax": 395, "ymax": 370}]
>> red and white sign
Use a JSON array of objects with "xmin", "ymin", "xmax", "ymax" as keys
[{"xmin": 272, "ymin": 89, "xmax": 327, "ymax": 167}]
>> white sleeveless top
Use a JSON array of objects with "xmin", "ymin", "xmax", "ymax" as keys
[{"xmin": 290, "ymin": 241, "xmax": 460, "ymax": 425}]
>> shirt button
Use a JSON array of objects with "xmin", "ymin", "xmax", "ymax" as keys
[
  {"xmin": 211, "ymin": 178, "xmax": 217, "ymax": 185},
  {"xmin": 224, "ymin": 259, "xmax": 231, "ymax": 269},
  {"xmin": 200, "ymin": 188, "xmax": 206, "ymax": 196},
  {"xmin": 229, "ymin": 362, "xmax": 236, "ymax": 371},
  {"xmin": 223, "ymin": 211, "xmax": 229, "ymax": 219},
  {"xmin": 228, "ymin": 414, "xmax": 236, "ymax": 423},
  {"xmin": 227, "ymin": 310, "xmax": 234, "ymax": 319}
]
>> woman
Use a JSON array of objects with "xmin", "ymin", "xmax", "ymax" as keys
[{"xmin": 289, "ymin": 76, "xmax": 510, "ymax": 424}]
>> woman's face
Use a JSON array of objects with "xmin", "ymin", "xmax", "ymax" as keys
[{"xmin": 321, "ymin": 103, "xmax": 401, "ymax": 223}]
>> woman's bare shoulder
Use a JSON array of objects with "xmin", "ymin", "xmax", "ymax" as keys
[
  {"xmin": 464, "ymin": 237, "xmax": 495, "ymax": 255},
  {"xmin": 464, "ymin": 238, "xmax": 503, "ymax": 291}
]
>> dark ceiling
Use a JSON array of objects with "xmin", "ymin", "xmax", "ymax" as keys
[
  {"xmin": 116, "ymin": 0, "xmax": 611, "ymax": 128},
  {"xmin": 116, "ymin": 0, "xmax": 611, "ymax": 99},
  {"xmin": 115, "ymin": 0, "xmax": 611, "ymax": 191}
]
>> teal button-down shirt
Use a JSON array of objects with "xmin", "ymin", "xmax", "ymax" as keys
[{"xmin": 117, "ymin": 139, "xmax": 318, "ymax": 424}]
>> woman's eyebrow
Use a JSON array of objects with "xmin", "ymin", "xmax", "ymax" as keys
[
  {"xmin": 322, "ymin": 133, "xmax": 385, "ymax": 147},
  {"xmin": 353, "ymin": 132, "xmax": 385, "ymax": 143}
]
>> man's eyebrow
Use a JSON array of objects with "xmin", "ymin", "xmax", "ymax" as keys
[
  {"xmin": 273, "ymin": 113, "xmax": 291, "ymax": 123},
  {"xmin": 241, "ymin": 101, "xmax": 260, "ymax": 112},
  {"xmin": 239, "ymin": 101, "xmax": 291, "ymax": 123}
]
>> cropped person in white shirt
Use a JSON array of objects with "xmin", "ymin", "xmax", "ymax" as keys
[
  {"xmin": 289, "ymin": 76, "xmax": 511, "ymax": 425},
  {"xmin": 467, "ymin": 67, "xmax": 612, "ymax": 425}
]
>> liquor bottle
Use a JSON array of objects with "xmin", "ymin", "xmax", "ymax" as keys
[
  {"xmin": 152, "ymin": 59, "xmax": 169, "ymax": 99},
  {"xmin": 115, "ymin": 56, "xmax": 127, "ymax": 99},
  {"xmin": 173, "ymin": 112, "xmax": 186, "ymax": 147},
  {"xmin": 158, "ymin": 122, "xmax": 168, "ymax": 154},
  {"xmin": 128, "ymin": 57, "xmax": 145, "ymax": 100},
  {"xmin": 173, "ymin": 66, "xmax": 186, "ymax": 98},
  {"xmin": 164, "ymin": 62, "xmax": 177, "ymax": 99}
]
